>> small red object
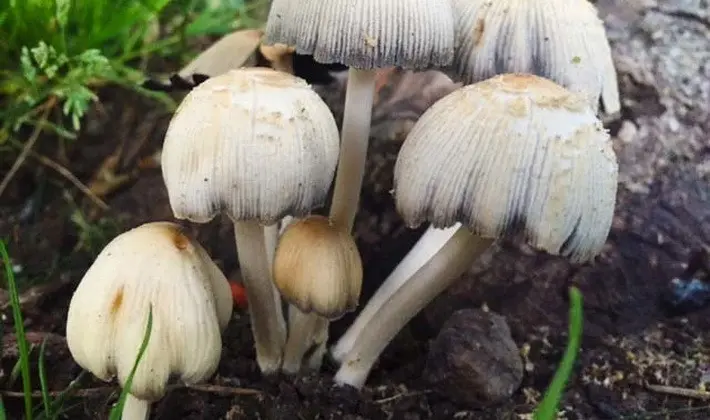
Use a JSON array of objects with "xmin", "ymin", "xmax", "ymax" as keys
[{"xmin": 229, "ymin": 281, "xmax": 248, "ymax": 309}]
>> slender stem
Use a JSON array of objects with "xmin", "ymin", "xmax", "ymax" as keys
[
  {"xmin": 328, "ymin": 68, "xmax": 377, "ymax": 232},
  {"xmin": 234, "ymin": 220, "xmax": 287, "ymax": 374},
  {"xmin": 263, "ymin": 224, "xmax": 279, "ymax": 273},
  {"xmin": 334, "ymin": 228, "xmax": 494, "ymax": 388},
  {"xmin": 330, "ymin": 224, "xmax": 460, "ymax": 363},
  {"xmin": 121, "ymin": 394, "xmax": 150, "ymax": 420},
  {"xmin": 282, "ymin": 306, "xmax": 328, "ymax": 374},
  {"xmin": 305, "ymin": 316, "xmax": 329, "ymax": 371}
]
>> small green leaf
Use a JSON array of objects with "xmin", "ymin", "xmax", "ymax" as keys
[
  {"xmin": 571, "ymin": 56, "xmax": 581, "ymax": 64},
  {"xmin": 20, "ymin": 47, "xmax": 37, "ymax": 81},
  {"xmin": 55, "ymin": 0, "xmax": 71, "ymax": 28},
  {"xmin": 30, "ymin": 41, "xmax": 52, "ymax": 69}
]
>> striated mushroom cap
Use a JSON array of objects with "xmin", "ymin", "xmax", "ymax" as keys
[
  {"xmin": 161, "ymin": 68, "xmax": 340, "ymax": 224},
  {"xmin": 265, "ymin": 0, "xmax": 455, "ymax": 70},
  {"xmin": 447, "ymin": 0, "xmax": 620, "ymax": 115},
  {"xmin": 273, "ymin": 215, "xmax": 363, "ymax": 319},
  {"xmin": 66, "ymin": 222, "xmax": 232, "ymax": 401},
  {"xmin": 393, "ymin": 73, "xmax": 619, "ymax": 263}
]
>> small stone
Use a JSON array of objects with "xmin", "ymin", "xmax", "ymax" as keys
[{"xmin": 424, "ymin": 309, "xmax": 523, "ymax": 407}]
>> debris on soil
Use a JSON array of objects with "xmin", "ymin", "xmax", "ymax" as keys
[{"xmin": 424, "ymin": 308, "xmax": 523, "ymax": 407}]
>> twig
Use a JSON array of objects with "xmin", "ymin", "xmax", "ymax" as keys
[
  {"xmin": 27, "ymin": 151, "xmax": 109, "ymax": 210},
  {"xmin": 0, "ymin": 387, "xmax": 110, "ymax": 399},
  {"xmin": 645, "ymin": 383, "xmax": 710, "ymax": 400},
  {"xmin": 182, "ymin": 383, "xmax": 262, "ymax": 396},
  {"xmin": 373, "ymin": 390, "xmax": 432, "ymax": 404},
  {"xmin": 0, "ymin": 382, "xmax": 262, "ymax": 400},
  {"xmin": 0, "ymin": 101, "xmax": 54, "ymax": 199}
]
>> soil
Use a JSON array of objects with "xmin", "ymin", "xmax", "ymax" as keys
[{"xmin": 1, "ymin": 0, "xmax": 709, "ymax": 419}]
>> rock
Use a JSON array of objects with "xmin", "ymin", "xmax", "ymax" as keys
[{"xmin": 423, "ymin": 309, "xmax": 523, "ymax": 407}]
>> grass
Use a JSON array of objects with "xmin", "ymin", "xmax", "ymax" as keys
[
  {"xmin": 0, "ymin": 0, "xmax": 270, "ymax": 163},
  {"xmin": 534, "ymin": 287, "xmax": 584, "ymax": 420},
  {"xmin": 1, "ymin": 239, "xmax": 154, "ymax": 420},
  {"xmin": 0, "ymin": 0, "xmax": 271, "ymax": 293}
]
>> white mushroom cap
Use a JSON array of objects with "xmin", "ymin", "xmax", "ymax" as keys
[
  {"xmin": 265, "ymin": 0, "xmax": 455, "ymax": 70},
  {"xmin": 394, "ymin": 73, "xmax": 619, "ymax": 263},
  {"xmin": 161, "ymin": 68, "xmax": 340, "ymax": 224},
  {"xmin": 66, "ymin": 222, "xmax": 233, "ymax": 401},
  {"xmin": 447, "ymin": 0, "xmax": 620, "ymax": 115}
]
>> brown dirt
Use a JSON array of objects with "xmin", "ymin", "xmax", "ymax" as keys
[{"xmin": 1, "ymin": 0, "xmax": 710, "ymax": 419}]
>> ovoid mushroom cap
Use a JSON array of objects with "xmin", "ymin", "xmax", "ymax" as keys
[
  {"xmin": 161, "ymin": 68, "xmax": 340, "ymax": 224},
  {"xmin": 66, "ymin": 222, "xmax": 232, "ymax": 401},
  {"xmin": 265, "ymin": 0, "xmax": 455, "ymax": 70},
  {"xmin": 393, "ymin": 73, "xmax": 619, "ymax": 263},
  {"xmin": 273, "ymin": 215, "xmax": 363, "ymax": 319}
]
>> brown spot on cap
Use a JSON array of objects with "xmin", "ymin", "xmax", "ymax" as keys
[
  {"xmin": 173, "ymin": 230, "xmax": 190, "ymax": 250},
  {"xmin": 110, "ymin": 286, "xmax": 124, "ymax": 317},
  {"xmin": 472, "ymin": 19, "xmax": 485, "ymax": 48}
]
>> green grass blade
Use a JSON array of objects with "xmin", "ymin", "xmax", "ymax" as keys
[
  {"xmin": 108, "ymin": 306, "xmax": 153, "ymax": 420},
  {"xmin": 0, "ymin": 240, "xmax": 33, "ymax": 420},
  {"xmin": 42, "ymin": 370, "xmax": 88, "ymax": 420},
  {"xmin": 38, "ymin": 336, "xmax": 51, "ymax": 418},
  {"xmin": 0, "ymin": 396, "xmax": 6, "ymax": 420},
  {"xmin": 533, "ymin": 286, "xmax": 584, "ymax": 420}
]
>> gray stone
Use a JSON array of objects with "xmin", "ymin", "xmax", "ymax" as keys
[{"xmin": 423, "ymin": 309, "xmax": 523, "ymax": 407}]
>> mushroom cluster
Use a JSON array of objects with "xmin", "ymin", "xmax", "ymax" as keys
[{"xmin": 65, "ymin": 0, "xmax": 622, "ymax": 413}]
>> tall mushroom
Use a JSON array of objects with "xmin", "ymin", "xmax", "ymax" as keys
[
  {"xmin": 333, "ymin": 0, "xmax": 621, "ymax": 363},
  {"xmin": 334, "ymin": 73, "xmax": 619, "ymax": 388},
  {"xmin": 161, "ymin": 68, "xmax": 340, "ymax": 373},
  {"xmin": 265, "ymin": 0, "xmax": 455, "ymax": 369},
  {"xmin": 273, "ymin": 215, "xmax": 363, "ymax": 373},
  {"xmin": 66, "ymin": 222, "xmax": 233, "ymax": 419},
  {"xmin": 265, "ymin": 0, "xmax": 455, "ymax": 232}
]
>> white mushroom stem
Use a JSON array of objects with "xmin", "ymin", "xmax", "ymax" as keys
[
  {"xmin": 264, "ymin": 223, "xmax": 279, "ymax": 272},
  {"xmin": 328, "ymin": 68, "xmax": 377, "ymax": 232},
  {"xmin": 334, "ymin": 227, "xmax": 494, "ymax": 388},
  {"xmin": 234, "ymin": 220, "xmax": 287, "ymax": 374},
  {"xmin": 331, "ymin": 223, "xmax": 460, "ymax": 363},
  {"xmin": 122, "ymin": 394, "xmax": 150, "ymax": 420},
  {"xmin": 281, "ymin": 306, "xmax": 329, "ymax": 374}
]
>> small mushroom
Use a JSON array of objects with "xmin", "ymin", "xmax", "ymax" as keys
[
  {"xmin": 273, "ymin": 215, "xmax": 363, "ymax": 373},
  {"xmin": 334, "ymin": 73, "xmax": 619, "ymax": 388},
  {"xmin": 446, "ymin": 0, "xmax": 620, "ymax": 116},
  {"xmin": 265, "ymin": 0, "xmax": 455, "ymax": 370},
  {"xmin": 161, "ymin": 68, "xmax": 340, "ymax": 373},
  {"xmin": 66, "ymin": 222, "xmax": 232, "ymax": 419}
]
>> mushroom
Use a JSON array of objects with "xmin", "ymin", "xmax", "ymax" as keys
[
  {"xmin": 273, "ymin": 215, "xmax": 362, "ymax": 373},
  {"xmin": 66, "ymin": 222, "xmax": 232, "ymax": 419},
  {"xmin": 265, "ymin": 0, "xmax": 455, "ymax": 232},
  {"xmin": 333, "ymin": 0, "xmax": 622, "ymax": 364},
  {"xmin": 333, "ymin": 73, "xmax": 619, "ymax": 388},
  {"xmin": 161, "ymin": 68, "xmax": 340, "ymax": 373},
  {"xmin": 265, "ymin": 0, "xmax": 455, "ymax": 369},
  {"xmin": 446, "ymin": 0, "xmax": 620, "ymax": 116}
]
